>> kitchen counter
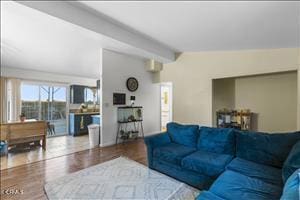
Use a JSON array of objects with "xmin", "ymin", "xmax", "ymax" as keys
[
  {"xmin": 69, "ymin": 113, "xmax": 100, "ymax": 136},
  {"xmin": 70, "ymin": 112, "xmax": 100, "ymax": 115}
]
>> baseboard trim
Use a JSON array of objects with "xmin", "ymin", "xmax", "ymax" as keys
[
  {"xmin": 99, "ymin": 141, "xmax": 116, "ymax": 147},
  {"xmin": 99, "ymin": 131, "xmax": 161, "ymax": 147}
]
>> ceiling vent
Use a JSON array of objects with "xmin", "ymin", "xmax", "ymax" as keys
[{"xmin": 145, "ymin": 59, "xmax": 163, "ymax": 72}]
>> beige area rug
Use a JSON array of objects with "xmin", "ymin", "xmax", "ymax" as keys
[{"xmin": 44, "ymin": 157, "xmax": 200, "ymax": 200}]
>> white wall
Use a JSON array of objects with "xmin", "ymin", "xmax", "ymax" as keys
[
  {"xmin": 160, "ymin": 48, "xmax": 300, "ymax": 130},
  {"xmin": 1, "ymin": 67, "xmax": 98, "ymax": 86},
  {"xmin": 101, "ymin": 49, "xmax": 160, "ymax": 146}
]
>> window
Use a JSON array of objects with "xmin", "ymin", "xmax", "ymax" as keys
[
  {"xmin": 21, "ymin": 82, "xmax": 67, "ymax": 136},
  {"xmin": 85, "ymin": 87, "xmax": 94, "ymax": 104},
  {"xmin": 21, "ymin": 84, "xmax": 40, "ymax": 120}
]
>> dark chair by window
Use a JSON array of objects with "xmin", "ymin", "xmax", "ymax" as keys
[{"xmin": 47, "ymin": 122, "xmax": 55, "ymax": 136}]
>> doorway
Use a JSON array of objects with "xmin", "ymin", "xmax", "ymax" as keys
[{"xmin": 160, "ymin": 82, "xmax": 173, "ymax": 131}]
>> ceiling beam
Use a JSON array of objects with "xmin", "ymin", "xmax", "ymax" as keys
[{"xmin": 16, "ymin": 1, "xmax": 176, "ymax": 63}]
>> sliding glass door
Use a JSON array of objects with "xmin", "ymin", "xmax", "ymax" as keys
[
  {"xmin": 20, "ymin": 84, "xmax": 40, "ymax": 120},
  {"xmin": 21, "ymin": 82, "xmax": 68, "ymax": 137}
]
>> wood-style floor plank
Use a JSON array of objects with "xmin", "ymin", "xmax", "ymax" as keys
[{"xmin": 0, "ymin": 139, "xmax": 147, "ymax": 200}]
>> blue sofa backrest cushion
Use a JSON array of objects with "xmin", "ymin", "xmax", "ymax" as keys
[
  {"xmin": 280, "ymin": 169, "xmax": 300, "ymax": 200},
  {"xmin": 283, "ymin": 140, "xmax": 300, "ymax": 183},
  {"xmin": 236, "ymin": 130, "xmax": 300, "ymax": 168},
  {"xmin": 197, "ymin": 127, "xmax": 235, "ymax": 155},
  {"xmin": 167, "ymin": 122, "xmax": 199, "ymax": 148}
]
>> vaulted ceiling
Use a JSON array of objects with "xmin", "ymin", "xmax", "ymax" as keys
[
  {"xmin": 80, "ymin": 1, "xmax": 300, "ymax": 52},
  {"xmin": 1, "ymin": 1, "xmax": 299, "ymax": 78}
]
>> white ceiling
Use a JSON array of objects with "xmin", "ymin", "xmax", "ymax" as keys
[
  {"xmin": 1, "ymin": 1, "xmax": 105, "ymax": 78},
  {"xmin": 1, "ymin": 1, "xmax": 299, "ymax": 78},
  {"xmin": 80, "ymin": 1, "xmax": 300, "ymax": 51}
]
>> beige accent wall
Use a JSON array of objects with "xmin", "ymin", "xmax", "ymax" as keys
[
  {"xmin": 213, "ymin": 72, "xmax": 298, "ymax": 132},
  {"xmin": 234, "ymin": 72, "xmax": 297, "ymax": 132},
  {"xmin": 298, "ymin": 49, "xmax": 300, "ymax": 130},
  {"xmin": 298, "ymin": 68, "xmax": 300, "ymax": 130},
  {"xmin": 212, "ymin": 78, "xmax": 235, "ymax": 125},
  {"xmin": 160, "ymin": 48, "xmax": 300, "ymax": 129}
]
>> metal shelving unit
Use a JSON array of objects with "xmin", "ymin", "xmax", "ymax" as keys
[{"xmin": 116, "ymin": 106, "xmax": 144, "ymax": 144}]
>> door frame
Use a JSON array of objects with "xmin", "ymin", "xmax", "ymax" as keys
[{"xmin": 160, "ymin": 82, "xmax": 173, "ymax": 131}]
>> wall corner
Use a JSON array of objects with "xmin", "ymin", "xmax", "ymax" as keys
[{"xmin": 152, "ymin": 71, "xmax": 161, "ymax": 84}]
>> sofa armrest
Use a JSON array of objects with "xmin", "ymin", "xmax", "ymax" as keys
[
  {"xmin": 144, "ymin": 132, "xmax": 171, "ymax": 168},
  {"xmin": 144, "ymin": 132, "xmax": 171, "ymax": 148},
  {"xmin": 283, "ymin": 140, "xmax": 300, "ymax": 183}
]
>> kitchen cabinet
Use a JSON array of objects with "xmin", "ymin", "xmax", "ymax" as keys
[
  {"xmin": 91, "ymin": 115, "xmax": 101, "ymax": 124},
  {"xmin": 70, "ymin": 85, "xmax": 85, "ymax": 104},
  {"xmin": 69, "ymin": 113, "xmax": 93, "ymax": 136},
  {"xmin": 70, "ymin": 85, "xmax": 99, "ymax": 104}
]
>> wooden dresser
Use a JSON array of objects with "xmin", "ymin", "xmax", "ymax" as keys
[{"xmin": 0, "ymin": 120, "xmax": 47, "ymax": 150}]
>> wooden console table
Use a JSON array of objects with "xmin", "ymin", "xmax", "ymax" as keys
[{"xmin": 0, "ymin": 120, "xmax": 47, "ymax": 150}]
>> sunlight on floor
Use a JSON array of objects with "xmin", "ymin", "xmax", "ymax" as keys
[{"xmin": 0, "ymin": 135, "xmax": 90, "ymax": 170}]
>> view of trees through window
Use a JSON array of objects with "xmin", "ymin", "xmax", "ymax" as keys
[
  {"xmin": 21, "ymin": 83, "xmax": 67, "ymax": 136},
  {"xmin": 84, "ymin": 87, "xmax": 94, "ymax": 104}
]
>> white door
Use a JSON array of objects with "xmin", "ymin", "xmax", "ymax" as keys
[{"xmin": 160, "ymin": 83, "xmax": 173, "ymax": 131}]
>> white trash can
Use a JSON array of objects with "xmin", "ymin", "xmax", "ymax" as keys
[{"xmin": 88, "ymin": 124, "xmax": 100, "ymax": 148}]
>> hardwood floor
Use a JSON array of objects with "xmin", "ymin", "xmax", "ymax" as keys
[
  {"xmin": 0, "ymin": 139, "xmax": 147, "ymax": 200},
  {"xmin": 1, "ymin": 135, "xmax": 90, "ymax": 170}
]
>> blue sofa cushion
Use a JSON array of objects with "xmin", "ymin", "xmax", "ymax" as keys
[
  {"xmin": 283, "ymin": 140, "xmax": 300, "ymax": 183},
  {"xmin": 226, "ymin": 158, "xmax": 283, "ymax": 186},
  {"xmin": 182, "ymin": 150, "xmax": 233, "ymax": 177},
  {"xmin": 153, "ymin": 143, "xmax": 196, "ymax": 165},
  {"xmin": 210, "ymin": 170, "xmax": 282, "ymax": 200},
  {"xmin": 167, "ymin": 122, "xmax": 199, "ymax": 148},
  {"xmin": 153, "ymin": 159, "xmax": 214, "ymax": 190},
  {"xmin": 280, "ymin": 169, "xmax": 300, "ymax": 200},
  {"xmin": 236, "ymin": 130, "xmax": 300, "ymax": 168},
  {"xmin": 196, "ymin": 191, "xmax": 225, "ymax": 200},
  {"xmin": 197, "ymin": 127, "xmax": 235, "ymax": 155}
]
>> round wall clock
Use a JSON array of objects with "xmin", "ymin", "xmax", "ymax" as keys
[{"xmin": 126, "ymin": 77, "xmax": 139, "ymax": 92}]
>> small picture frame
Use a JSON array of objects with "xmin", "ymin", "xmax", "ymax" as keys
[{"xmin": 113, "ymin": 93, "xmax": 126, "ymax": 105}]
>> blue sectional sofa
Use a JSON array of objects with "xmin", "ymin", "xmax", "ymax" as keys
[{"xmin": 144, "ymin": 122, "xmax": 300, "ymax": 200}]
